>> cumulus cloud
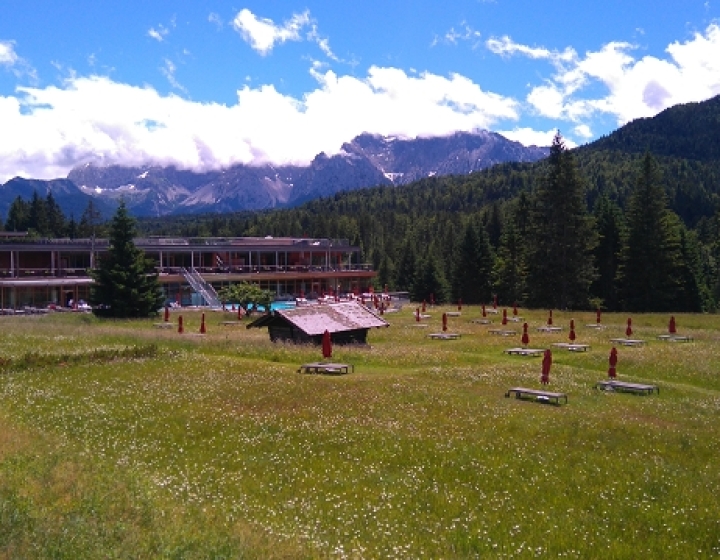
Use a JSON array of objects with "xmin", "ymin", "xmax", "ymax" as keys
[
  {"xmin": 0, "ymin": 67, "xmax": 520, "ymax": 182},
  {"xmin": 496, "ymin": 127, "xmax": 561, "ymax": 148},
  {"xmin": 232, "ymin": 9, "xmax": 311, "ymax": 55},
  {"xmin": 490, "ymin": 24, "xmax": 720, "ymax": 129}
]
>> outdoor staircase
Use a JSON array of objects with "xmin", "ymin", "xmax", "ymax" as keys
[{"xmin": 180, "ymin": 267, "xmax": 223, "ymax": 309}]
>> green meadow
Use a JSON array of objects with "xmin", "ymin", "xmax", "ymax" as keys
[{"xmin": 1, "ymin": 308, "xmax": 720, "ymax": 559}]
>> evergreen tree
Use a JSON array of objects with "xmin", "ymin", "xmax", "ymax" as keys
[
  {"xmin": 493, "ymin": 219, "xmax": 526, "ymax": 305},
  {"xmin": 618, "ymin": 153, "xmax": 683, "ymax": 312},
  {"xmin": 45, "ymin": 192, "xmax": 66, "ymax": 237},
  {"xmin": 411, "ymin": 252, "xmax": 449, "ymax": 304},
  {"xmin": 451, "ymin": 221, "xmax": 493, "ymax": 304},
  {"xmin": 675, "ymin": 225, "xmax": 706, "ymax": 312},
  {"xmin": 90, "ymin": 201, "xmax": 164, "ymax": 318},
  {"xmin": 591, "ymin": 194, "xmax": 625, "ymax": 310},
  {"xmin": 79, "ymin": 199, "xmax": 105, "ymax": 238},
  {"xmin": 393, "ymin": 237, "xmax": 417, "ymax": 293},
  {"xmin": 28, "ymin": 191, "xmax": 49, "ymax": 235},
  {"xmin": 525, "ymin": 132, "xmax": 597, "ymax": 309},
  {"xmin": 4, "ymin": 196, "xmax": 30, "ymax": 231}
]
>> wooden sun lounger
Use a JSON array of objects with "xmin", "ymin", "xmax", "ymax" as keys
[
  {"xmin": 505, "ymin": 387, "xmax": 568, "ymax": 405},
  {"xmin": 594, "ymin": 380, "xmax": 659, "ymax": 395},
  {"xmin": 298, "ymin": 362, "xmax": 353, "ymax": 375}
]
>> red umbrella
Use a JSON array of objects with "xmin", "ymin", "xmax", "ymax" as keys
[
  {"xmin": 596, "ymin": 308, "xmax": 602, "ymax": 325},
  {"xmin": 625, "ymin": 317, "xmax": 633, "ymax": 337},
  {"xmin": 669, "ymin": 316, "xmax": 677, "ymax": 334},
  {"xmin": 176, "ymin": 291, "xmax": 181, "ymax": 306},
  {"xmin": 547, "ymin": 309, "xmax": 553, "ymax": 326},
  {"xmin": 416, "ymin": 307, "xmax": 421, "ymax": 322},
  {"xmin": 541, "ymin": 349, "xmax": 552, "ymax": 384},
  {"xmin": 178, "ymin": 315, "xmax": 184, "ymax": 334},
  {"xmin": 502, "ymin": 308, "xmax": 508, "ymax": 325},
  {"xmin": 608, "ymin": 347, "xmax": 618, "ymax": 378},
  {"xmin": 521, "ymin": 322, "xmax": 529, "ymax": 347},
  {"xmin": 493, "ymin": 294, "xmax": 498, "ymax": 309},
  {"xmin": 200, "ymin": 312, "xmax": 206, "ymax": 334},
  {"xmin": 458, "ymin": 298, "xmax": 462, "ymax": 311},
  {"xmin": 164, "ymin": 305, "xmax": 169, "ymax": 323},
  {"xmin": 422, "ymin": 300, "xmax": 427, "ymax": 312},
  {"xmin": 442, "ymin": 312, "xmax": 448, "ymax": 332},
  {"xmin": 322, "ymin": 329, "xmax": 332, "ymax": 359},
  {"xmin": 513, "ymin": 302, "xmax": 518, "ymax": 316},
  {"xmin": 569, "ymin": 319, "xmax": 576, "ymax": 342},
  {"xmin": 482, "ymin": 304, "xmax": 486, "ymax": 318}
]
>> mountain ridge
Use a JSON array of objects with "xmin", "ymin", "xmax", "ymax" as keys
[{"xmin": 0, "ymin": 130, "xmax": 549, "ymax": 218}]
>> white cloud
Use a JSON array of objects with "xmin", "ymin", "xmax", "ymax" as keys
[
  {"xmin": 232, "ymin": 9, "xmax": 311, "ymax": 55},
  {"xmin": 208, "ymin": 12, "xmax": 223, "ymax": 30},
  {"xmin": 496, "ymin": 127, "xmax": 560, "ymax": 148},
  {"xmin": 160, "ymin": 59, "xmax": 186, "ymax": 93},
  {"xmin": 0, "ymin": 40, "xmax": 19, "ymax": 66},
  {"xmin": 432, "ymin": 22, "xmax": 482, "ymax": 47},
  {"xmin": 487, "ymin": 35, "xmax": 576, "ymax": 62},
  {"xmin": 491, "ymin": 24, "xmax": 720, "ymax": 129},
  {"xmin": 0, "ymin": 67, "xmax": 520, "ymax": 182},
  {"xmin": 148, "ymin": 25, "xmax": 169, "ymax": 42}
]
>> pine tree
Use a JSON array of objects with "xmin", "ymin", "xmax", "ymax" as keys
[
  {"xmin": 411, "ymin": 252, "xmax": 449, "ymax": 304},
  {"xmin": 493, "ymin": 219, "xmax": 526, "ymax": 305},
  {"xmin": 591, "ymin": 194, "xmax": 625, "ymax": 310},
  {"xmin": 525, "ymin": 132, "xmax": 596, "ymax": 309},
  {"xmin": 618, "ymin": 153, "xmax": 684, "ymax": 312},
  {"xmin": 45, "ymin": 192, "xmax": 67, "ymax": 237},
  {"xmin": 451, "ymin": 220, "xmax": 493, "ymax": 304},
  {"xmin": 28, "ymin": 191, "xmax": 49, "ymax": 235},
  {"xmin": 4, "ymin": 196, "xmax": 30, "ymax": 231},
  {"xmin": 90, "ymin": 201, "xmax": 164, "ymax": 318}
]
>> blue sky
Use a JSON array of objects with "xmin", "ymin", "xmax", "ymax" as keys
[{"xmin": 1, "ymin": 1, "xmax": 719, "ymax": 181}]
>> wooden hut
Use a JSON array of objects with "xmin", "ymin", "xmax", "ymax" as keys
[{"xmin": 247, "ymin": 301, "xmax": 388, "ymax": 345}]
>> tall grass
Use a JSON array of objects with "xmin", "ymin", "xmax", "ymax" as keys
[{"xmin": 1, "ymin": 308, "xmax": 720, "ymax": 558}]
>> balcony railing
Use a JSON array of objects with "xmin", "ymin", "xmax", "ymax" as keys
[{"xmin": 1, "ymin": 263, "xmax": 375, "ymax": 279}]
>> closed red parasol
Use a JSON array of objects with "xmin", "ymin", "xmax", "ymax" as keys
[
  {"xmin": 608, "ymin": 347, "xmax": 618, "ymax": 378},
  {"xmin": 521, "ymin": 322, "xmax": 529, "ymax": 347},
  {"xmin": 513, "ymin": 302, "xmax": 518, "ymax": 316},
  {"xmin": 547, "ymin": 309, "xmax": 553, "ymax": 326},
  {"xmin": 164, "ymin": 305, "xmax": 169, "ymax": 322},
  {"xmin": 569, "ymin": 319, "xmax": 576, "ymax": 342},
  {"xmin": 482, "ymin": 304, "xmax": 487, "ymax": 317},
  {"xmin": 322, "ymin": 329, "xmax": 332, "ymax": 359},
  {"xmin": 178, "ymin": 315, "xmax": 184, "ymax": 334},
  {"xmin": 416, "ymin": 307, "xmax": 421, "ymax": 322},
  {"xmin": 502, "ymin": 308, "xmax": 508, "ymax": 325},
  {"xmin": 458, "ymin": 298, "xmax": 462, "ymax": 311},
  {"xmin": 541, "ymin": 349, "xmax": 552, "ymax": 384},
  {"xmin": 200, "ymin": 312, "xmax": 206, "ymax": 334},
  {"xmin": 493, "ymin": 294, "xmax": 498, "ymax": 309},
  {"xmin": 442, "ymin": 312, "xmax": 448, "ymax": 332},
  {"xmin": 669, "ymin": 316, "xmax": 677, "ymax": 334},
  {"xmin": 422, "ymin": 300, "xmax": 427, "ymax": 312},
  {"xmin": 625, "ymin": 317, "xmax": 633, "ymax": 337},
  {"xmin": 596, "ymin": 308, "xmax": 602, "ymax": 324}
]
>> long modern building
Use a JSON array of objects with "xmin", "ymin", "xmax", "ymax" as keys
[{"xmin": 0, "ymin": 233, "xmax": 375, "ymax": 310}]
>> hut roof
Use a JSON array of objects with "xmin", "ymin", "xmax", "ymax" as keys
[{"xmin": 247, "ymin": 301, "xmax": 389, "ymax": 335}]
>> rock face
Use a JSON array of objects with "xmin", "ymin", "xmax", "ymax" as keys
[{"xmin": 2, "ymin": 131, "xmax": 549, "ymax": 217}]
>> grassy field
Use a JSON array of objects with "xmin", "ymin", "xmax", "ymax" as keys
[{"xmin": 1, "ymin": 307, "xmax": 720, "ymax": 558}]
